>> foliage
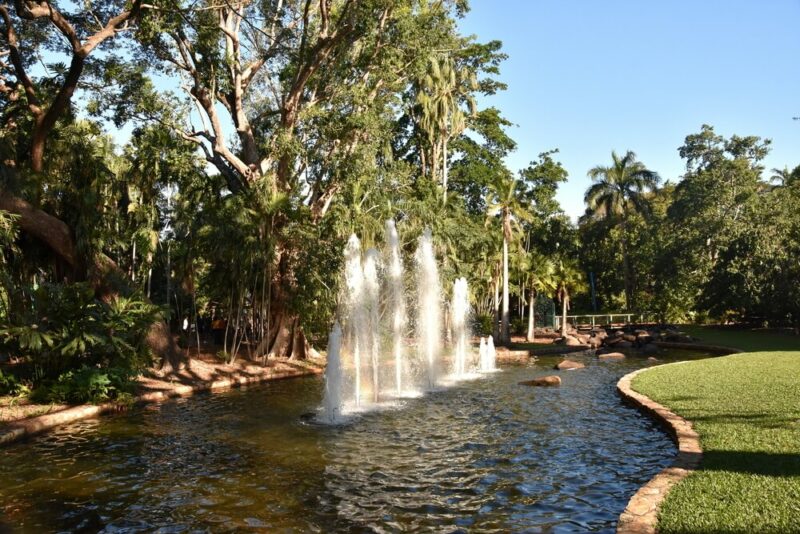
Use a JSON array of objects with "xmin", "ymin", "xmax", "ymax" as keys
[
  {"xmin": 36, "ymin": 366, "xmax": 137, "ymax": 405},
  {"xmin": 0, "ymin": 368, "xmax": 28, "ymax": 397},
  {"xmin": 0, "ymin": 283, "xmax": 159, "ymax": 390}
]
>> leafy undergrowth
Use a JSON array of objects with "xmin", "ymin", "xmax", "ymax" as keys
[
  {"xmin": 681, "ymin": 325, "xmax": 800, "ymax": 352},
  {"xmin": 633, "ymin": 352, "xmax": 800, "ymax": 533}
]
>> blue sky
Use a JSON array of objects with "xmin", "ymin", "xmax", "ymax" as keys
[{"xmin": 458, "ymin": 0, "xmax": 800, "ymax": 220}]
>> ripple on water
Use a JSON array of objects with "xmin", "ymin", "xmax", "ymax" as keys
[{"xmin": 0, "ymin": 352, "xmax": 709, "ymax": 533}]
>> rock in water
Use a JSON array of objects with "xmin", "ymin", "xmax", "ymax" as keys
[
  {"xmin": 598, "ymin": 352, "xmax": 626, "ymax": 361},
  {"xmin": 555, "ymin": 359, "xmax": 585, "ymax": 370},
  {"xmin": 519, "ymin": 375, "xmax": 562, "ymax": 387}
]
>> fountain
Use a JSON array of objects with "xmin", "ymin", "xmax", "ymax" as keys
[
  {"xmin": 415, "ymin": 229, "xmax": 442, "ymax": 389},
  {"xmin": 385, "ymin": 220, "xmax": 407, "ymax": 396},
  {"xmin": 322, "ymin": 322, "xmax": 344, "ymax": 423},
  {"xmin": 483, "ymin": 335, "xmax": 497, "ymax": 372},
  {"xmin": 363, "ymin": 248, "xmax": 381, "ymax": 403},
  {"xmin": 451, "ymin": 277, "xmax": 470, "ymax": 377},
  {"xmin": 343, "ymin": 235, "xmax": 367, "ymax": 407},
  {"xmin": 322, "ymin": 226, "xmax": 483, "ymax": 422}
]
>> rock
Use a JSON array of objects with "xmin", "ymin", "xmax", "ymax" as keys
[
  {"xmin": 623, "ymin": 334, "xmax": 637, "ymax": 343},
  {"xmin": 634, "ymin": 329, "xmax": 649, "ymax": 336},
  {"xmin": 555, "ymin": 359, "xmax": 585, "ymax": 370},
  {"xmin": 575, "ymin": 334, "xmax": 590, "ymax": 344},
  {"xmin": 647, "ymin": 357, "xmax": 659, "ymax": 362},
  {"xmin": 564, "ymin": 336, "xmax": 583, "ymax": 346},
  {"xmin": 616, "ymin": 341, "xmax": 633, "ymax": 348},
  {"xmin": 598, "ymin": 352, "xmax": 626, "ymax": 361},
  {"xmin": 587, "ymin": 337, "xmax": 603, "ymax": 348},
  {"xmin": 519, "ymin": 375, "xmax": 562, "ymax": 387}
]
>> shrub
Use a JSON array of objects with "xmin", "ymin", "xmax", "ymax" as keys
[
  {"xmin": 0, "ymin": 368, "xmax": 29, "ymax": 397},
  {"xmin": 473, "ymin": 313, "xmax": 494, "ymax": 336},
  {"xmin": 0, "ymin": 282, "xmax": 160, "ymax": 402},
  {"xmin": 35, "ymin": 366, "xmax": 137, "ymax": 404}
]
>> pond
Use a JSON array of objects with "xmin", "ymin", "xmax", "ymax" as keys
[{"xmin": 0, "ymin": 351, "xmax": 709, "ymax": 533}]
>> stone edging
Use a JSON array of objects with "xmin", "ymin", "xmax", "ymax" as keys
[
  {"xmin": 0, "ymin": 363, "xmax": 322, "ymax": 447},
  {"xmin": 615, "ymin": 363, "xmax": 703, "ymax": 534}
]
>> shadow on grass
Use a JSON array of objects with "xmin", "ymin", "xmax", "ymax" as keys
[{"xmin": 698, "ymin": 449, "xmax": 800, "ymax": 477}]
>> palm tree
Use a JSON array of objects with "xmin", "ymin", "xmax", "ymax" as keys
[
  {"xmin": 553, "ymin": 258, "xmax": 584, "ymax": 337},
  {"xmin": 770, "ymin": 166, "xmax": 800, "ymax": 187},
  {"xmin": 487, "ymin": 173, "xmax": 534, "ymax": 344},
  {"xmin": 585, "ymin": 150, "xmax": 659, "ymax": 310},
  {"xmin": 525, "ymin": 251, "xmax": 556, "ymax": 342},
  {"xmin": 416, "ymin": 57, "xmax": 477, "ymax": 204}
]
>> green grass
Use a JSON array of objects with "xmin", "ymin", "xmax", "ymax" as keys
[
  {"xmin": 680, "ymin": 325, "xmax": 800, "ymax": 352},
  {"xmin": 633, "ymin": 352, "xmax": 800, "ymax": 533}
]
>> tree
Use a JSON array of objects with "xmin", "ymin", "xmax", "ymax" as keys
[
  {"xmin": 525, "ymin": 251, "xmax": 555, "ymax": 341},
  {"xmin": 553, "ymin": 257, "xmax": 584, "ymax": 337},
  {"xmin": 584, "ymin": 150, "xmax": 659, "ymax": 311},
  {"xmin": 486, "ymin": 172, "xmax": 533, "ymax": 344},
  {"xmin": 416, "ymin": 56, "xmax": 477, "ymax": 204}
]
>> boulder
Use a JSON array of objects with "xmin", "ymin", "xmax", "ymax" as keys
[
  {"xmin": 564, "ymin": 336, "xmax": 583, "ymax": 346},
  {"xmin": 616, "ymin": 340, "xmax": 633, "ymax": 348},
  {"xmin": 598, "ymin": 352, "xmax": 626, "ymax": 361},
  {"xmin": 623, "ymin": 334, "xmax": 637, "ymax": 343},
  {"xmin": 587, "ymin": 337, "xmax": 603, "ymax": 348},
  {"xmin": 575, "ymin": 334, "xmax": 591, "ymax": 344},
  {"xmin": 519, "ymin": 375, "xmax": 562, "ymax": 387},
  {"xmin": 647, "ymin": 357, "xmax": 659, "ymax": 362},
  {"xmin": 555, "ymin": 359, "xmax": 585, "ymax": 370}
]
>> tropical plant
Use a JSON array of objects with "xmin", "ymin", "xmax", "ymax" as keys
[
  {"xmin": 584, "ymin": 150, "xmax": 660, "ymax": 310},
  {"xmin": 416, "ymin": 56, "xmax": 478, "ymax": 203},
  {"xmin": 486, "ymin": 172, "xmax": 534, "ymax": 344},
  {"xmin": 525, "ymin": 252, "xmax": 556, "ymax": 341},
  {"xmin": 553, "ymin": 257, "xmax": 584, "ymax": 337}
]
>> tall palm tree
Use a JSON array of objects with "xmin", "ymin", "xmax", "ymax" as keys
[
  {"xmin": 487, "ymin": 173, "xmax": 533, "ymax": 344},
  {"xmin": 585, "ymin": 150, "xmax": 659, "ymax": 311},
  {"xmin": 416, "ymin": 57, "xmax": 477, "ymax": 204},
  {"xmin": 770, "ymin": 166, "xmax": 800, "ymax": 187},
  {"xmin": 525, "ymin": 251, "xmax": 556, "ymax": 342},
  {"xmin": 553, "ymin": 258, "xmax": 584, "ymax": 337}
]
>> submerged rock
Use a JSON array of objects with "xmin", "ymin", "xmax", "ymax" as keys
[
  {"xmin": 519, "ymin": 375, "xmax": 562, "ymax": 387},
  {"xmin": 598, "ymin": 352, "xmax": 626, "ymax": 361},
  {"xmin": 555, "ymin": 359, "xmax": 585, "ymax": 370}
]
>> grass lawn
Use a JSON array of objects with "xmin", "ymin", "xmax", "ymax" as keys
[
  {"xmin": 680, "ymin": 325, "xmax": 800, "ymax": 352},
  {"xmin": 633, "ymin": 352, "xmax": 800, "ymax": 533}
]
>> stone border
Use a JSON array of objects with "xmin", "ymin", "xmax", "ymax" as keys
[
  {"xmin": 615, "ymin": 363, "xmax": 703, "ymax": 534},
  {"xmin": 0, "ymin": 362, "xmax": 322, "ymax": 447}
]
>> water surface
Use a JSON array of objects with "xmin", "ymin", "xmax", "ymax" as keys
[{"xmin": 0, "ymin": 351, "xmax": 708, "ymax": 533}]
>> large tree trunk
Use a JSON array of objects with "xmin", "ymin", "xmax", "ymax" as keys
[
  {"xmin": 526, "ymin": 288, "xmax": 535, "ymax": 342},
  {"xmin": 501, "ymin": 235, "xmax": 510, "ymax": 344},
  {"xmin": 253, "ymin": 307, "xmax": 314, "ymax": 360},
  {"xmin": 0, "ymin": 190, "xmax": 180, "ymax": 368}
]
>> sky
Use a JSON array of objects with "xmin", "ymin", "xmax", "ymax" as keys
[{"xmin": 457, "ymin": 0, "xmax": 800, "ymax": 220}]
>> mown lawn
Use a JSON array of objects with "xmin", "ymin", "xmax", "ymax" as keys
[
  {"xmin": 633, "ymin": 352, "xmax": 800, "ymax": 533},
  {"xmin": 680, "ymin": 325, "xmax": 800, "ymax": 352}
]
